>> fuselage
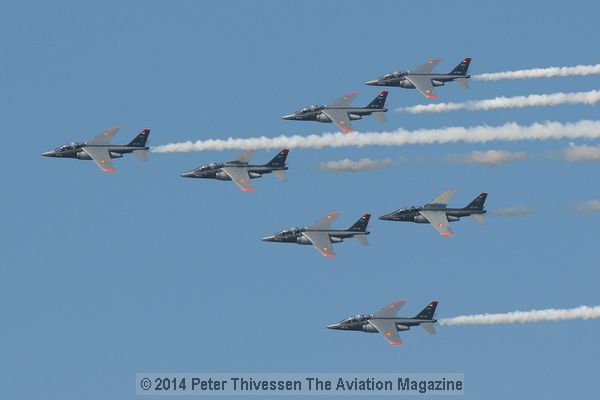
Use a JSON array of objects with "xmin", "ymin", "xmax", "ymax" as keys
[
  {"xmin": 180, "ymin": 161, "xmax": 287, "ymax": 180},
  {"xmin": 261, "ymin": 228, "xmax": 370, "ymax": 244},
  {"xmin": 282, "ymin": 105, "xmax": 387, "ymax": 123},
  {"xmin": 366, "ymin": 72, "xmax": 471, "ymax": 88},
  {"xmin": 379, "ymin": 206, "xmax": 486, "ymax": 223},
  {"xmin": 41, "ymin": 143, "xmax": 148, "ymax": 160},
  {"xmin": 327, "ymin": 315, "xmax": 437, "ymax": 333}
]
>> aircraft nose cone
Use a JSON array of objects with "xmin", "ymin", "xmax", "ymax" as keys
[
  {"xmin": 326, "ymin": 323, "xmax": 340, "ymax": 330},
  {"xmin": 281, "ymin": 114, "xmax": 294, "ymax": 120},
  {"xmin": 180, "ymin": 171, "xmax": 195, "ymax": 178},
  {"xmin": 379, "ymin": 214, "xmax": 392, "ymax": 220},
  {"xmin": 261, "ymin": 235, "xmax": 275, "ymax": 242},
  {"xmin": 41, "ymin": 151, "xmax": 54, "ymax": 157},
  {"xmin": 365, "ymin": 79, "xmax": 379, "ymax": 86}
]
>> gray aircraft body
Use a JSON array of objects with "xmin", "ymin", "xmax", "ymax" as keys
[
  {"xmin": 282, "ymin": 91, "xmax": 388, "ymax": 132},
  {"xmin": 180, "ymin": 149, "xmax": 289, "ymax": 192},
  {"xmin": 327, "ymin": 300, "xmax": 438, "ymax": 346},
  {"xmin": 42, "ymin": 127, "xmax": 150, "ymax": 172},
  {"xmin": 366, "ymin": 58, "xmax": 471, "ymax": 99},
  {"xmin": 261, "ymin": 212, "xmax": 370, "ymax": 257},
  {"xmin": 379, "ymin": 190, "xmax": 487, "ymax": 237}
]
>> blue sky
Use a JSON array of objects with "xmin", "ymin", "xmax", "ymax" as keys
[{"xmin": 1, "ymin": 0, "xmax": 599, "ymax": 398}]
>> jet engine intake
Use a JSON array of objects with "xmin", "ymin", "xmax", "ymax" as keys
[
  {"xmin": 413, "ymin": 215, "xmax": 429, "ymax": 223},
  {"xmin": 316, "ymin": 114, "xmax": 332, "ymax": 123},
  {"xmin": 76, "ymin": 152, "xmax": 92, "ymax": 160},
  {"xmin": 362, "ymin": 324, "xmax": 378, "ymax": 333},
  {"xmin": 215, "ymin": 172, "xmax": 232, "ymax": 181},
  {"xmin": 296, "ymin": 236, "xmax": 312, "ymax": 245},
  {"xmin": 398, "ymin": 80, "xmax": 416, "ymax": 89}
]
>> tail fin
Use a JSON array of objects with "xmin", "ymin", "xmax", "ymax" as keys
[
  {"xmin": 266, "ymin": 149, "xmax": 289, "ymax": 167},
  {"xmin": 348, "ymin": 213, "xmax": 371, "ymax": 232},
  {"xmin": 449, "ymin": 57, "xmax": 471, "ymax": 76},
  {"xmin": 414, "ymin": 301, "xmax": 438, "ymax": 320},
  {"xmin": 464, "ymin": 192, "xmax": 488, "ymax": 211},
  {"xmin": 128, "ymin": 128, "xmax": 150, "ymax": 147},
  {"xmin": 366, "ymin": 91, "xmax": 388, "ymax": 109}
]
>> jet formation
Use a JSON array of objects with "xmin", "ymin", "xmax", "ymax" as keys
[
  {"xmin": 42, "ymin": 127, "xmax": 150, "ymax": 172},
  {"xmin": 181, "ymin": 149, "xmax": 289, "ymax": 192},
  {"xmin": 327, "ymin": 300, "xmax": 438, "ymax": 345},
  {"xmin": 379, "ymin": 190, "xmax": 487, "ymax": 237},
  {"xmin": 282, "ymin": 91, "xmax": 388, "ymax": 132},
  {"xmin": 262, "ymin": 212, "xmax": 371, "ymax": 257},
  {"xmin": 366, "ymin": 58, "xmax": 471, "ymax": 99}
]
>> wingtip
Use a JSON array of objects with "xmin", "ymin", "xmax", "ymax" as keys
[
  {"xmin": 241, "ymin": 188, "xmax": 256, "ymax": 193},
  {"xmin": 341, "ymin": 128, "xmax": 353, "ymax": 133},
  {"xmin": 425, "ymin": 95, "xmax": 438, "ymax": 99},
  {"xmin": 464, "ymin": 57, "xmax": 472, "ymax": 62},
  {"xmin": 323, "ymin": 253, "xmax": 336, "ymax": 258},
  {"xmin": 388, "ymin": 340, "xmax": 403, "ymax": 346},
  {"xmin": 101, "ymin": 168, "xmax": 116, "ymax": 173},
  {"xmin": 440, "ymin": 232, "xmax": 455, "ymax": 237}
]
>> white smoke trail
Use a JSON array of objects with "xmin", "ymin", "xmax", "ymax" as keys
[
  {"xmin": 563, "ymin": 143, "xmax": 600, "ymax": 161},
  {"xmin": 474, "ymin": 63, "xmax": 600, "ymax": 81},
  {"xmin": 151, "ymin": 119, "xmax": 600, "ymax": 153},
  {"xmin": 401, "ymin": 90, "xmax": 600, "ymax": 114},
  {"xmin": 440, "ymin": 305, "xmax": 600, "ymax": 326},
  {"xmin": 318, "ymin": 158, "xmax": 394, "ymax": 172},
  {"xmin": 490, "ymin": 207, "xmax": 533, "ymax": 217},
  {"xmin": 575, "ymin": 199, "xmax": 600, "ymax": 213},
  {"xmin": 453, "ymin": 150, "xmax": 526, "ymax": 167}
]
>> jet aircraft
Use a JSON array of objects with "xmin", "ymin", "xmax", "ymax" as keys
[
  {"xmin": 327, "ymin": 299, "xmax": 438, "ymax": 346},
  {"xmin": 42, "ymin": 127, "xmax": 150, "ymax": 172},
  {"xmin": 379, "ymin": 190, "xmax": 487, "ymax": 237},
  {"xmin": 180, "ymin": 149, "xmax": 289, "ymax": 192},
  {"xmin": 282, "ymin": 91, "xmax": 388, "ymax": 132},
  {"xmin": 365, "ymin": 58, "xmax": 471, "ymax": 99},
  {"xmin": 261, "ymin": 212, "xmax": 370, "ymax": 257}
]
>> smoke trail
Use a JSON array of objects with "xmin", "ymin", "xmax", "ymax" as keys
[
  {"xmin": 490, "ymin": 207, "xmax": 533, "ymax": 217},
  {"xmin": 318, "ymin": 158, "xmax": 394, "ymax": 172},
  {"xmin": 440, "ymin": 305, "xmax": 600, "ymax": 326},
  {"xmin": 151, "ymin": 119, "xmax": 600, "ymax": 153},
  {"xmin": 563, "ymin": 143, "xmax": 600, "ymax": 162},
  {"xmin": 575, "ymin": 199, "xmax": 600, "ymax": 213},
  {"xmin": 474, "ymin": 63, "xmax": 600, "ymax": 81},
  {"xmin": 401, "ymin": 90, "xmax": 600, "ymax": 114},
  {"xmin": 450, "ymin": 150, "xmax": 526, "ymax": 167}
]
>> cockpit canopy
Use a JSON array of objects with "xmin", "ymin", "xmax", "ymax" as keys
[
  {"xmin": 395, "ymin": 206, "xmax": 420, "ymax": 214},
  {"xmin": 340, "ymin": 314, "xmax": 369, "ymax": 324},
  {"xmin": 280, "ymin": 227, "xmax": 301, "ymax": 236},
  {"xmin": 378, "ymin": 71, "xmax": 403, "ymax": 81},
  {"xmin": 55, "ymin": 142, "xmax": 85, "ymax": 152},
  {"xmin": 295, "ymin": 105, "xmax": 324, "ymax": 114},
  {"xmin": 195, "ymin": 162, "xmax": 225, "ymax": 172}
]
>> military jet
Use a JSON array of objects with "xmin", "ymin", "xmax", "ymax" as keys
[
  {"xmin": 327, "ymin": 300, "xmax": 438, "ymax": 346},
  {"xmin": 41, "ymin": 127, "xmax": 150, "ymax": 172},
  {"xmin": 282, "ymin": 91, "xmax": 388, "ymax": 132},
  {"xmin": 379, "ymin": 190, "xmax": 487, "ymax": 237},
  {"xmin": 261, "ymin": 212, "xmax": 370, "ymax": 257},
  {"xmin": 180, "ymin": 149, "xmax": 289, "ymax": 192},
  {"xmin": 365, "ymin": 58, "xmax": 471, "ymax": 99}
]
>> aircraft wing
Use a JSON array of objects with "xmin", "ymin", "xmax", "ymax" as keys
[
  {"xmin": 82, "ymin": 147, "xmax": 116, "ymax": 172},
  {"xmin": 374, "ymin": 299, "xmax": 407, "ymax": 318},
  {"xmin": 231, "ymin": 150, "xmax": 256, "ymax": 163},
  {"xmin": 412, "ymin": 58, "xmax": 442, "ymax": 74},
  {"xmin": 220, "ymin": 166, "xmax": 255, "ymax": 192},
  {"xmin": 301, "ymin": 231, "xmax": 335, "ymax": 258},
  {"xmin": 418, "ymin": 210, "xmax": 454, "ymax": 237},
  {"xmin": 405, "ymin": 75, "xmax": 438, "ymax": 99},
  {"xmin": 328, "ymin": 92, "xmax": 359, "ymax": 107},
  {"xmin": 322, "ymin": 109, "xmax": 354, "ymax": 132},
  {"xmin": 308, "ymin": 212, "xmax": 341, "ymax": 230},
  {"xmin": 368, "ymin": 319, "xmax": 403, "ymax": 346},
  {"xmin": 88, "ymin": 127, "xmax": 119, "ymax": 146},
  {"xmin": 430, "ymin": 189, "xmax": 457, "ymax": 207}
]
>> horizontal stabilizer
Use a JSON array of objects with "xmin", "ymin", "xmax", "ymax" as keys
[
  {"xmin": 472, "ymin": 214, "xmax": 485, "ymax": 225},
  {"xmin": 273, "ymin": 170, "xmax": 287, "ymax": 182},
  {"xmin": 421, "ymin": 322, "xmax": 436, "ymax": 335},
  {"xmin": 355, "ymin": 234, "xmax": 369, "ymax": 247},
  {"xmin": 134, "ymin": 149, "xmax": 148, "ymax": 161}
]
